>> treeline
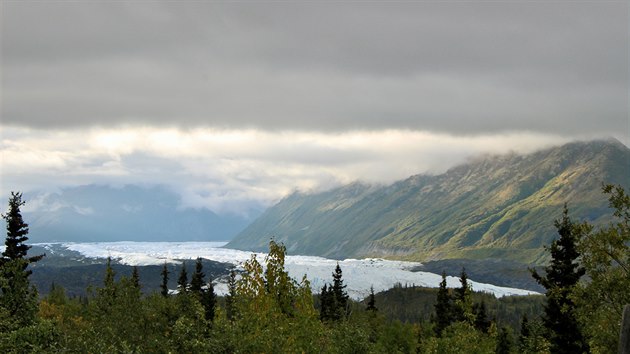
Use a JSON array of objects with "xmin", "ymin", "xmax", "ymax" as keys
[
  {"xmin": 1, "ymin": 184, "xmax": 629, "ymax": 353},
  {"xmin": 373, "ymin": 283, "xmax": 544, "ymax": 332}
]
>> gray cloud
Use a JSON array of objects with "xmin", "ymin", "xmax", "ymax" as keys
[{"xmin": 2, "ymin": 2, "xmax": 628, "ymax": 137}]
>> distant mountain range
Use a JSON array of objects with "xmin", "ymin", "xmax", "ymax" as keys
[
  {"xmin": 22, "ymin": 185, "xmax": 260, "ymax": 243},
  {"xmin": 228, "ymin": 139, "xmax": 630, "ymax": 264}
]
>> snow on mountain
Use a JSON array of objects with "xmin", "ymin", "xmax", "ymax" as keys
[{"xmin": 40, "ymin": 241, "xmax": 538, "ymax": 299}]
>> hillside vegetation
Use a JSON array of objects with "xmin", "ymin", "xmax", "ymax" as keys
[{"xmin": 228, "ymin": 140, "xmax": 630, "ymax": 264}]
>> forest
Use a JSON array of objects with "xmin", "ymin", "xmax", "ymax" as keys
[{"xmin": 0, "ymin": 184, "xmax": 628, "ymax": 353}]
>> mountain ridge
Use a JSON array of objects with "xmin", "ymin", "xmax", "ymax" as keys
[{"xmin": 227, "ymin": 139, "xmax": 630, "ymax": 264}]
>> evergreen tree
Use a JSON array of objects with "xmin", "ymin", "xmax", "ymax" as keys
[
  {"xmin": 366, "ymin": 285, "xmax": 377, "ymax": 312},
  {"xmin": 331, "ymin": 263, "xmax": 349, "ymax": 320},
  {"xmin": 531, "ymin": 205, "xmax": 588, "ymax": 353},
  {"xmin": 99, "ymin": 257, "xmax": 117, "ymax": 306},
  {"xmin": 433, "ymin": 271, "xmax": 453, "ymax": 336},
  {"xmin": 319, "ymin": 283, "xmax": 332, "ymax": 321},
  {"xmin": 190, "ymin": 257, "xmax": 205, "ymax": 294},
  {"xmin": 225, "ymin": 269, "xmax": 237, "ymax": 321},
  {"xmin": 104, "ymin": 257, "xmax": 115, "ymax": 288},
  {"xmin": 518, "ymin": 314, "xmax": 530, "ymax": 351},
  {"xmin": 0, "ymin": 192, "xmax": 44, "ymax": 328},
  {"xmin": 496, "ymin": 326, "xmax": 513, "ymax": 354},
  {"xmin": 1, "ymin": 192, "xmax": 44, "ymax": 269},
  {"xmin": 201, "ymin": 277, "xmax": 216, "ymax": 322},
  {"xmin": 454, "ymin": 267, "xmax": 474, "ymax": 323},
  {"xmin": 177, "ymin": 262, "xmax": 188, "ymax": 293},
  {"xmin": 160, "ymin": 262, "xmax": 169, "ymax": 297},
  {"xmin": 131, "ymin": 266, "xmax": 140, "ymax": 290},
  {"xmin": 473, "ymin": 300, "xmax": 491, "ymax": 333}
]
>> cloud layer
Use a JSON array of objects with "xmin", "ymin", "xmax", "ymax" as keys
[
  {"xmin": 1, "ymin": 2, "xmax": 628, "ymax": 214},
  {"xmin": 2, "ymin": 126, "xmax": 574, "ymax": 214},
  {"xmin": 2, "ymin": 2, "xmax": 627, "ymax": 135}
]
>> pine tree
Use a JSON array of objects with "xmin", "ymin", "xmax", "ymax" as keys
[
  {"xmin": 0, "ymin": 192, "xmax": 44, "ymax": 328},
  {"xmin": 433, "ymin": 271, "xmax": 453, "ymax": 336},
  {"xmin": 190, "ymin": 257, "xmax": 205, "ymax": 294},
  {"xmin": 177, "ymin": 262, "xmax": 188, "ymax": 293},
  {"xmin": 366, "ymin": 285, "xmax": 377, "ymax": 312},
  {"xmin": 531, "ymin": 205, "xmax": 588, "ymax": 353},
  {"xmin": 160, "ymin": 262, "xmax": 169, "ymax": 297}
]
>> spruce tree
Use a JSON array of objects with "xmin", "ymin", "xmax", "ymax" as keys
[
  {"xmin": 131, "ymin": 266, "xmax": 140, "ymax": 290},
  {"xmin": 201, "ymin": 277, "xmax": 217, "ymax": 322},
  {"xmin": 190, "ymin": 257, "xmax": 205, "ymax": 294},
  {"xmin": 319, "ymin": 283, "xmax": 332, "ymax": 321},
  {"xmin": 433, "ymin": 271, "xmax": 453, "ymax": 336},
  {"xmin": 473, "ymin": 300, "xmax": 491, "ymax": 333},
  {"xmin": 366, "ymin": 285, "xmax": 377, "ymax": 312},
  {"xmin": 225, "ymin": 269, "xmax": 237, "ymax": 321},
  {"xmin": 160, "ymin": 262, "xmax": 169, "ymax": 297},
  {"xmin": 454, "ymin": 267, "xmax": 474, "ymax": 323},
  {"xmin": 531, "ymin": 205, "xmax": 588, "ymax": 353},
  {"xmin": 518, "ymin": 314, "xmax": 530, "ymax": 351},
  {"xmin": 177, "ymin": 262, "xmax": 188, "ymax": 293},
  {"xmin": 331, "ymin": 263, "xmax": 349, "ymax": 320},
  {"xmin": 496, "ymin": 326, "xmax": 514, "ymax": 354},
  {"xmin": 0, "ymin": 192, "xmax": 44, "ymax": 328}
]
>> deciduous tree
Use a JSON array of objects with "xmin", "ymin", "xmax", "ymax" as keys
[{"xmin": 574, "ymin": 184, "xmax": 630, "ymax": 352}]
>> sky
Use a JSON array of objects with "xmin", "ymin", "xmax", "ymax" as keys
[{"xmin": 1, "ymin": 1, "xmax": 628, "ymax": 215}]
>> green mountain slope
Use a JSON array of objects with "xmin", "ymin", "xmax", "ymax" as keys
[{"xmin": 227, "ymin": 139, "xmax": 630, "ymax": 264}]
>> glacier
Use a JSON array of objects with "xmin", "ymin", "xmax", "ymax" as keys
[{"xmin": 35, "ymin": 241, "xmax": 539, "ymax": 300}]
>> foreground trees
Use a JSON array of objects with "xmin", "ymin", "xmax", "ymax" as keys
[
  {"xmin": 531, "ymin": 205, "xmax": 588, "ymax": 353},
  {"xmin": 574, "ymin": 184, "xmax": 630, "ymax": 353},
  {"xmin": 0, "ymin": 192, "xmax": 54, "ymax": 351},
  {"xmin": 2, "ymin": 185, "xmax": 629, "ymax": 352},
  {"xmin": 0, "ymin": 192, "xmax": 45, "ymax": 328}
]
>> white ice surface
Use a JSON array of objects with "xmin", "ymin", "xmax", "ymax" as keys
[{"xmin": 40, "ymin": 241, "xmax": 539, "ymax": 299}]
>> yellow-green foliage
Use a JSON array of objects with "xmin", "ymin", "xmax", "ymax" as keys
[
  {"xmin": 421, "ymin": 322, "xmax": 496, "ymax": 354},
  {"xmin": 573, "ymin": 184, "xmax": 630, "ymax": 353}
]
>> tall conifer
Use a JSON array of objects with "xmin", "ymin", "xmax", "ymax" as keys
[
  {"xmin": 331, "ymin": 263, "xmax": 349, "ymax": 320},
  {"xmin": 366, "ymin": 285, "xmax": 377, "ymax": 312},
  {"xmin": 531, "ymin": 205, "xmax": 588, "ymax": 353},
  {"xmin": 201, "ymin": 277, "xmax": 217, "ymax": 322},
  {"xmin": 433, "ymin": 271, "xmax": 453, "ymax": 336},
  {"xmin": 0, "ymin": 192, "xmax": 43, "ymax": 328},
  {"xmin": 190, "ymin": 257, "xmax": 205, "ymax": 294},
  {"xmin": 160, "ymin": 262, "xmax": 169, "ymax": 297},
  {"xmin": 177, "ymin": 262, "xmax": 188, "ymax": 293}
]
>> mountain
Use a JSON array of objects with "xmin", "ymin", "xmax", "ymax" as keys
[
  {"xmin": 21, "ymin": 185, "xmax": 260, "ymax": 242},
  {"xmin": 228, "ymin": 139, "xmax": 630, "ymax": 264}
]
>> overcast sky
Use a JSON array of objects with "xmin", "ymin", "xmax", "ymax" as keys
[{"xmin": 1, "ymin": 1, "xmax": 628, "ymax": 214}]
